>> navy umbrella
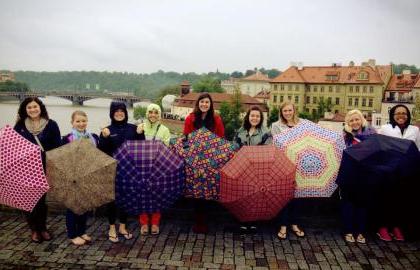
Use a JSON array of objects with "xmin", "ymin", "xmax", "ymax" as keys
[
  {"xmin": 336, "ymin": 134, "xmax": 420, "ymax": 206},
  {"xmin": 114, "ymin": 140, "xmax": 185, "ymax": 215}
]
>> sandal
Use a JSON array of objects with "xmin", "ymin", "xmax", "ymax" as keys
[
  {"xmin": 356, "ymin": 234, "xmax": 366, "ymax": 244},
  {"xmin": 277, "ymin": 229, "xmax": 287, "ymax": 240},
  {"xmin": 108, "ymin": 232, "xmax": 119, "ymax": 243},
  {"xmin": 291, "ymin": 225, "xmax": 305, "ymax": 238},
  {"xmin": 70, "ymin": 236, "xmax": 86, "ymax": 246},
  {"xmin": 344, "ymin": 234, "xmax": 355, "ymax": 243},
  {"xmin": 119, "ymin": 230, "xmax": 133, "ymax": 240},
  {"xmin": 81, "ymin": 234, "xmax": 92, "ymax": 242},
  {"xmin": 140, "ymin": 225, "xmax": 149, "ymax": 235}
]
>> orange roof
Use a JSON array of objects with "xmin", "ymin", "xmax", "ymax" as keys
[
  {"xmin": 254, "ymin": 90, "xmax": 270, "ymax": 99},
  {"xmin": 180, "ymin": 80, "xmax": 190, "ymax": 86},
  {"xmin": 386, "ymin": 74, "xmax": 420, "ymax": 92},
  {"xmin": 271, "ymin": 65, "xmax": 387, "ymax": 84},
  {"xmin": 376, "ymin": 65, "xmax": 392, "ymax": 83},
  {"xmin": 173, "ymin": 92, "xmax": 268, "ymax": 112},
  {"xmin": 414, "ymin": 77, "xmax": 420, "ymax": 88},
  {"xmin": 241, "ymin": 71, "xmax": 270, "ymax": 82}
]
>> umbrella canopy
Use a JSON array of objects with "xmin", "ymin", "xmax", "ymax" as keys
[
  {"xmin": 170, "ymin": 128, "xmax": 238, "ymax": 200},
  {"xmin": 336, "ymin": 134, "xmax": 420, "ymax": 205},
  {"xmin": 0, "ymin": 125, "xmax": 49, "ymax": 212},
  {"xmin": 114, "ymin": 140, "xmax": 184, "ymax": 215},
  {"xmin": 46, "ymin": 138, "xmax": 117, "ymax": 215},
  {"xmin": 273, "ymin": 120, "xmax": 345, "ymax": 198},
  {"xmin": 220, "ymin": 145, "xmax": 296, "ymax": 222}
]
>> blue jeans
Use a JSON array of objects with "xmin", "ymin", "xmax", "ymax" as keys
[
  {"xmin": 66, "ymin": 209, "xmax": 88, "ymax": 239},
  {"xmin": 341, "ymin": 200, "xmax": 366, "ymax": 235}
]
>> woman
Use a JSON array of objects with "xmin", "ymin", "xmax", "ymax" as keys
[
  {"xmin": 376, "ymin": 104, "xmax": 420, "ymax": 241},
  {"xmin": 233, "ymin": 106, "xmax": 271, "ymax": 233},
  {"xmin": 14, "ymin": 97, "xmax": 61, "ymax": 243},
  {"xmin": 341, "ymin": 109, "xmax": 376, "ymax": 243},
  {"xmin": 62, "ymin": 110, "xmax": 99, "ymax": 246},
  {"xmin": 183, "ymin": 92, "xmax": 224, "ymax": 234},
  {"xmin": 271, "ymin": 101, "xmax": 305, "ymax": 239},
  {"xmin": 136, "ymin": 103, "xmax": 171, "ymax": 235},
  {"xmin": 99, "ymin": 101, "xmax": 145, "ymax": 243}
]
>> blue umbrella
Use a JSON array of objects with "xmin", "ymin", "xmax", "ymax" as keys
[{"xmin": 114, "ymin": 140, "xmax": 185, "ymax": 215}]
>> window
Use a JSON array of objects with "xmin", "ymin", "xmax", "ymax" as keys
[
  {"xmin": 336, "ymin": 85, "xmax": 340, "ymax": 93},
  {"xmin": 274, "ymin": 84, "xmax": 278, "ymax": 91},
  {"xmin": 313, "ymin": 86, "xmax": 318, "ymax": 92},
  {"xmin": 306, "ymin": 96, "xmax": 310, "ymax": 103},
  {"xmin": 273, "ymin": 95, "xmax": 277, "ymax": 103},
  {"xmin": 288, "ymin": 95, "xmax": 292, "ymax": 101},
  {"xmin": 295, "ymin": 85, "xmax": 300, "ymax": 91},
  {"xmin": 288, "ymin": 84, "xmax": 292, "ymax": 91},
  {"xmin": 295, "ymin": 96, "xmax": 299, "ymax": 103},
  {"xmin": 354, "ymin": 97, "xmax": 359, "ymax": 106},
  {"xmin": 348, "ymin": 98, "xmax": 352, "ymax": 106},
  {"xmin": 349, "ymin": 86, "xmax": 353, "ymax": 93},
  {"xmin": 369, "ymin": 86, "xmax": 374, "ymax": 93},
  {"xmin": 329, "ymin": 86, "xmax": 333, "ymax": 92},
  {"xmin": 320, "ymin": 96, "xmax": 324, "ymax": 102},
  {"xmin": 362, "ymin": 98, "xmax": 366, "ymax": 107},
  {"xmin": 327, "ymin": 97, "xmax": 332, "ymax": 104},
  {"xmin": 376, "ymin": 117, "xmax": 381, "ymax": 126},
  {"xmin": 356, "ymin": 86, "xmax": 360, "ymax": 93},
  {"xmin": 358, "ymin": 71, "xmax": 368, "ymax": 80},
  {"xmin": 320, "ymin": 86, "xmax": 324, "ymax": 92},
  {"xmin": 368, "ymin": 98, "xmax": 373, "ymax": 107},
  {"xmin": 363, "ymin": 86, "xmax": 367, "ymax": 93},
  {"xmin": 336, "ymin": 97, "xmax": 340, "ymax": 105},
  {"xmin": 280, "ymin": 84, "xmax": 284, "ymax": 90},
  {"xmin": 280, "ymin": 95, "xmax": 284, "ymax": 103},
  {"xmin": 335, "ymin": 110, "xmax": 339, "ymax": 114},
  {"xmin": 313, "ymin": 96, "xmax": 317, "ymax": 104},
  {"xmin": 312, "ymin": 109, "xmax": 317, "ymax": 115}
]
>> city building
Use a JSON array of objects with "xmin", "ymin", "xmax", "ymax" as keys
[
  {"xmin": 222, "ymin": 71, "xmax": 270, "ymax": 97},
  {"xmin": 0, "ymin": 71, "xmax": 15, "ymax": 82}
]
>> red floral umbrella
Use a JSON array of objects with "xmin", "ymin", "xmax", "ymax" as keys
[
  {"xmin": 220, "ymin": 145, "xmax": 296, "ymax": 222},
  {"xmin": 170, "ymin": 128, "xmax": 237, "ymax": 200},
  {"xmin": 0, "ymin": 125, "xmax": 49, "ymax": 212}
]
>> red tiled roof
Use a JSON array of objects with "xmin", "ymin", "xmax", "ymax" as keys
[
  {"xmin": 242, "ymin": 71, "xmax": 270, "ymax": 82},
  {"xmin": 376, "ymin": 65, "xmax": 392, "ymax": 83},
  {"xmin": 386, "ymin": 74, "xmax": 420, "ymax": 92},
  {"xmin": 414, "ymin": 77, "xmax": 420, "ymax": 88},
  {"xmin": 254, "ymin": 90, "xmax": 270, "ymax": 99},
  {"xmin": 271, "ymin": 65, "xmax": 388, "ymax": 84},
  {"xmin": 173, "ymin": 92, "xmax": 268, "ymax": 112},
  {"xmin": 180, "ymin": 80, "xmax": 190, "ymax": 86}
]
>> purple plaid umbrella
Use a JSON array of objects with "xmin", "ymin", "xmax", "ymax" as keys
[{"xmin": 113, "ymin": 140, "xmax": 185, "ymax": 215}]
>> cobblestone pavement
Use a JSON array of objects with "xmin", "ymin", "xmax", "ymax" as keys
[{"xmin": 0, "ymin": 212, "xmax": 419, "ymax": 269}]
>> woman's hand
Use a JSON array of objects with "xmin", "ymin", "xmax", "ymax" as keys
[
  {"xmin": 101, "ymin": 127, "xmax": 111, "ymax": 138},
  {"xmin": 136, "ymin": 123, "xmax": 145, "ymax": 134}
]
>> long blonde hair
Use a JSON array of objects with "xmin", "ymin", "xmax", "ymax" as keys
[
  {"xmin": 279, "ymin": 101, "xmax": 299, "ymax": 125},
  {"xmin": 344, "ymin": 109, "xmax": 367, "ymax": 133}
]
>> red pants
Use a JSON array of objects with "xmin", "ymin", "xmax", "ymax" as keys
[{"xmin": 139, "ymin": 213, "xmax": 161, "ymax": 225}]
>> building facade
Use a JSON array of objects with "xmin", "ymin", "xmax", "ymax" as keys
[
  {"xmin": 0, "ymin": 71, "xmax": 15, "ymax": 82},
  {"xmin": 222, "ymin": 71, "xmax": 270, "ymax": 97}
]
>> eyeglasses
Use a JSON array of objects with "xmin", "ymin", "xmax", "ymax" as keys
[{"xmin": 394, "ymin": 112, "xmax": 408, "ymax": 116}]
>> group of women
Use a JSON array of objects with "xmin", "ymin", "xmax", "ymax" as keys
[{"xmin": 11, "ymin": 92, "xmax": 420, "ymax": 245}]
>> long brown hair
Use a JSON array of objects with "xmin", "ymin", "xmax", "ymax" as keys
[{"xmin": 193, "ymin": 92, "xmax": 215, "ymax": 131}]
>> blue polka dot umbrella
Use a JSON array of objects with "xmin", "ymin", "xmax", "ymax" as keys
[
  {"xmin": 273, "ymin": 120, "xmax": 345, "ymax": 198},
  {"xmin": 114, "ymin": 140, "xmax": 185, "ymax": 215}
]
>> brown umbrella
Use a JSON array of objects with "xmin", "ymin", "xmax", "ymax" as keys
[{"xmin": 46, "ymin": 138, "xmax": 117, "ymax": 215}]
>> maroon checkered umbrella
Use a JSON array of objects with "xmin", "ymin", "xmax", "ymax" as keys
[{"xmin": 220, "ymin": 145, "xmax": 296, "ymax": 222}]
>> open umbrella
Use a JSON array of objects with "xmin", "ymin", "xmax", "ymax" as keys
[
  {"xmin": 273, "ymin": 120, "xmax": 345, "ymax": 198},
  {"xmin": 114, "ymin": 140, "xmax": 184, "ymax": 215},
  {"xmin": 336, "ymin": 134, "xmax": 420, "ymax": 205},
  {"xmin": 220, "ymin": 145, "xmax": 296, "ymax": 222},
  {"xmin": 46, "ymin": 138, "xmax": 117, "ymax": 215},
  {"xmin": 170, "ymin": 128, "xmax": 238, "ymax": 200},
  {"xmin": 0, "ymin": 125, "xmax": 49, "ymax": 212}
]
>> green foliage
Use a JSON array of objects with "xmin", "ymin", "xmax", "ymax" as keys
[
  {"xmin": 268, "ymin": 107, "xmax": 279, "ymax": 127},
  {"xmin": 298, "ymin": 111, "xmax": 312, "ymax": 120},
  {"xmin": 230, "ymin": 71, "xmax": 243, "ymax": 78},
  {"xmin": 0, "ymin": 81, "xmax": 30, "ymax": 92},
  {"xmin": 392, "ymin": 63, "xmax": 419, "ymax": 74},
  {"xmin": 219, "ymin": 88, "xmax": 243, "ymax": 140},
  {"xmin": 154, "ymin": 84, "xmax": 181, "ymax": 108},
  {"xmin": 192, "ymin": 76, "xmax": 224, "ymax": 93},
  {"xmin": 413, "ymin": 95, "xmax": 420, "ymax": 122},
  {"xmin": 133, "ymin": 106, "xmax": 147, "ymax": 120}
]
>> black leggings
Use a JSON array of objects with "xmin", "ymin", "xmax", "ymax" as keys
[
  {"xmin": 106, "ymin": 201, "xmax": 128, "ymax": 225},
  {"xmin": 26, "ymin": 194, "xmax": 48, "ymax": 232}
]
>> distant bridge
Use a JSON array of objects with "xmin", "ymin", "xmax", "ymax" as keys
[{"xmin": 0, "ymin": 91, "xmax": 149, "ymax": 108}]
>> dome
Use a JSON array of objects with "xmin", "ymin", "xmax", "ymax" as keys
[{"xmin": 162, "ymin": 95, "xmax": 177, "ymax": 112}]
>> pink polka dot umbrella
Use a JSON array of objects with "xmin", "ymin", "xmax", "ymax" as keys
[{"xmin": 0, "ymin": 125, "xmax": 49, "ymax": 212}]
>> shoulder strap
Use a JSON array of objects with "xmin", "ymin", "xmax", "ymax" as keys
[
  {"xmin": 152, "ymin": 124, "xmax": 161, "ymax": 141},
  {"xmin": 34, "ymin": 135, "xmax": 45, "ymax": 152}
]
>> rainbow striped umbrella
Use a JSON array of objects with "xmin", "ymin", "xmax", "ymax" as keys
[{"xmin": 273, "ymin": 120, "xmax": 345, "ymax": 198}]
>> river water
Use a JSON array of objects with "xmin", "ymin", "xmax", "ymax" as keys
[{"xmin": 0, "ymin": 97, "xmax": 149, "ymax": 135}]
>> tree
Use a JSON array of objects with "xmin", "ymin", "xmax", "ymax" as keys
[
  {"xmin": 268, "ymin": 107, "xmax": 279, "ymax": 127},
  {"xmin": 154, "ymin": 84, "xmax": 181, "ymax": 107},
  {"xmin": 392, "ymin": 63, "xmax": 419, "ymax": 74},
  {"xmin": 413, "ymin": 94, "xmax": 420, "ymax": 122},
  {"xmin": 298, "ymin": 111, "xmax": 312, "ymax": 120},
  {"xmin": 219, "ymin": 88, "xmax": 243, "ymax": 140},
  {"xmin": 266, "ymin": 68, "xmax": 281, "ymax": 79},
  {"xmin": 192, "ymin": 77, "xmax": 224, "ymax": 93},
  {"xmin": 133, "ymin": 106, "xmax": 147, "ymax": 120},
  {"xmin": 313, "ymin": 98, "xmax": 333, "ymax": 121},
  {"xmin": 0, "ymin": 81, "xmax": 30, "ymax": 92},
  {"xmin": 230, "ymin": 71, "xmax": 243, "ymax": 78},
  {"xmin": 245, "ymin": 69, "xmax": 256, "ymax": 77}
]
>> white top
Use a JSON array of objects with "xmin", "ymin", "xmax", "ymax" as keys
[{"xmin": 379, "ymin": 124, "xmax": 420, "ymax": 150}]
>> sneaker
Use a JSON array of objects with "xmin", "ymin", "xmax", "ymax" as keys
[
  {"xmin": 392, "ymin": 227, "xmax": 405, "ymax": 241},
  {"xmin": 377, "ymin": 227, "xmax": 392, "ymax": 242}
]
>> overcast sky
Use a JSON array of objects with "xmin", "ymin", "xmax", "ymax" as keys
[{"xmin": 1, "ymin": 0, "xmax": 419, "ymax": 73}]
